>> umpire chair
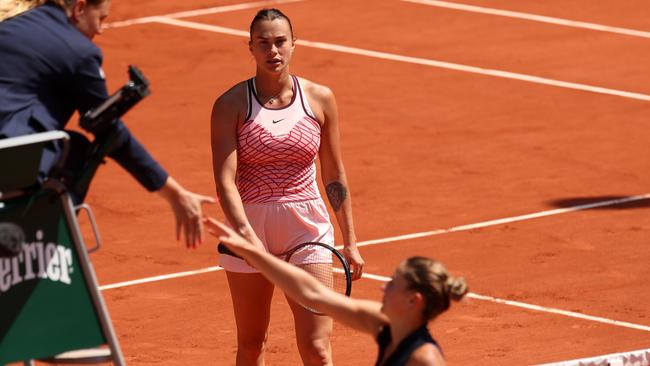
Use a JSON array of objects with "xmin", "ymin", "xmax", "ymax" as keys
[{"xmin": 0, "ymin": 131, "xmax": 124, "ymax": 365}]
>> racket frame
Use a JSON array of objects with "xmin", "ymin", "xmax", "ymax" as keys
[{"xmin": 217, "ymin": 241, "xmax": 352, "ymax": 297}]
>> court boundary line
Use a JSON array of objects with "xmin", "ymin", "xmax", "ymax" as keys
[
  {"xmin": 363, "ymin": 273, "xmax": 650, "ymax": 333},
  {"xmin": 98, "ymin": 267, "xmax": 650, "ymax": 334},
  {"xmin": 98, "ymin": 193, "xmax": 650, "ymax": 334},
  {"xmin": 107, "ymin": 0, "xmax": 650, "ymax": 41},
  {"xmin": 353, "ymin": 193, "xmax": 650, "ymax": 248},
  {"xmin": 104, "ymin": 0, "xmax": 304, "ymax": 28},
  {"xmin": 99, "ymin": 266, "xmax": 223, "ymax": 291},
  {"xmin": 146, "ymin": 16, "xmax": 650, "ymax": 102},
  {"xmin": 401, "ymin": 0, "xmax": 650, "ymax": 40}
]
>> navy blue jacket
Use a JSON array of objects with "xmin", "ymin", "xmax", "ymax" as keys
[{"xmin": 0, "ymin": 3, "xmax": 167, "ymax": 191}]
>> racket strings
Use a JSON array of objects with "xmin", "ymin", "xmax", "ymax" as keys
[
  {"xmin": 288, "ymin": 244, "xmax": 349, "ymax": 295},
  {"xmin": 294, "ymin": 261, "xmax": 347, "ymax": 315},
  {"xmin": 219, "ymin": 241, "xmax": 352, "ymax": 315},
  {"xmin": 298, "ymin": 261, "xmax": 347, "ymax": 295}
]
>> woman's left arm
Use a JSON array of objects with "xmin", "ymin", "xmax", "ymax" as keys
[{"xmin": 314, "ymin": 84, "xmax": 365, "ymax": 280}]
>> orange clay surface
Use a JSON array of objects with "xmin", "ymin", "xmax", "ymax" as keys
[{"xmin": 21, "ymin": 0, "xmax": 650, "ymax": 364}]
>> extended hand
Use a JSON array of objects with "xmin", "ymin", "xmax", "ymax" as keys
[
  {"xmin": 159, "ymin": 177, "xmax": 217, "ymax": 248},
  {"xmin": 172, "ymin": 190, "xmax": 217, "ymax": 248},
  {"xmin": 203, "ymin": 217, "xmax": 258, "ymax": 256}
]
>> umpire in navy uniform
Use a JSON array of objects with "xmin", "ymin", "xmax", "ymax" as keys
[{"xmin": 0, "ymin": 0, "xmax": 215, "ymax": 247}]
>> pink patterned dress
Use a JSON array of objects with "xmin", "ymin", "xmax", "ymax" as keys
[{"xmin": 220, "ymin": 76, "xmax": 334, "ymax": 273}]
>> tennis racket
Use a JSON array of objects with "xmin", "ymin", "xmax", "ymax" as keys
[{"xmin": 218, "ymin": 241, "xmax": 352, "ymax": 313}]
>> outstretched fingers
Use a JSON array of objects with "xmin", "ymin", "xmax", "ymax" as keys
[
  {"xmin": 203, "ymin": 217, "xmax": 256, "ymax": 255},
  {"xmin": 179, "ymin": 193, "xmax": 218, "ymax": 248},
  {"xmin": 203, "ymin": 217, "xmax": 227, "ymax": 237},
  {"xmin": 191, "ymin": 194, "xmax": 218, "ymax": 247}
]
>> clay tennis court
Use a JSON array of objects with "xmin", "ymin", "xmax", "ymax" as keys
[{"xmin": 22, "ymin": 0, "xmax": 650, "ymax": 364}]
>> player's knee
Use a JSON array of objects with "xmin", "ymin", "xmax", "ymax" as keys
[
  {"xmin": 236, "ymin": 334, "xmax": 267, "ymax": 360},
  {"xmin": 298, "ymin": 337, "xmax": 332, "ymax": 366}
]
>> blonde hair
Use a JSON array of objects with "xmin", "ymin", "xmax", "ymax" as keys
[
  {"xmin": 399, "ymin": 257, "xmax": 468, "ymax": 321},
  {"xmin": 0, "ymin": 0, "xmax": 72, "ymax": 22}
]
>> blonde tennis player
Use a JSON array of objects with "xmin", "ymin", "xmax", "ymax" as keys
[{"xmin": 204, "ymin": 217, "xmax": 467, "ymax": 366}]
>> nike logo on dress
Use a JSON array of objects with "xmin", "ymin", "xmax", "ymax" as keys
[{"xmin": 272, "ymin": 118, "xmax": 285, "ymax": 124}]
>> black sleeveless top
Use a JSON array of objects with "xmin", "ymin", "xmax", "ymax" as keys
[{"xmin": 375, "ymin": 324, "xmax": 441, "ymax": 366}]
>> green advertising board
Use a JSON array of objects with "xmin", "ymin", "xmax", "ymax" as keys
[{"xmin": 0, "ymin": 188, "xmax": 106, "ymax": 363}]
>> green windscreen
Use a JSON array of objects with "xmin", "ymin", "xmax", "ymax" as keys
[{"xmin": 0, "ymin": 188, "xmax": 105, "ymax": 363}]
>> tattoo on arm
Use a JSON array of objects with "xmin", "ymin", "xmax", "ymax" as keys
[{"xmin": 326, "ymin": 182, "xmax": 347, "ymax": 212}]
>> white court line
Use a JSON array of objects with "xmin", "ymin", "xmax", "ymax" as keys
[
  {"xmin": 353, "ymin": 193, "xmax": 650, "ymax": 248},
  {"xmin": 98, "ymin": 266, "xmax": 650, "ymax": 333},
  {"xmin": 99, "ymin": 266, "xmax": 223, "ymax": 290},
  {"xmin": 402, "ymin": 0, "xmax": 650, "ymax": 40},
  {"xmin": 361, "ymin": 273, "xmax": 650, "ymax": 333},
  {"xmin": 150, "ymin": 17, "xmax": 650, "ymax": 102},
  {"xmin": 105, "ymin": 0, "xmax": 304, "ymax": 28},
  {"xmin": 98, "ymin": 194, "xmax": 650, "ymax": 333},
  {"xmin": 467, "ymin": 293, "xmax": 650, "ymax": 333}
]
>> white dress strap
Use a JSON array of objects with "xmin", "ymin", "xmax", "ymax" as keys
[{"xmin": 293, "ymin": 76, "xmax": 316, "ymax": 120}]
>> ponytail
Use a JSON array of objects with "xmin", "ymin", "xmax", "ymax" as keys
[{"xmin": 400, "ymin": 257, "xmax": 468, "ymax": 321}]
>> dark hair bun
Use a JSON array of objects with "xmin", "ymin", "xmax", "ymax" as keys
[{"xmin": 446, "ymin": 276, "xmax": 468, "ymax": 301}]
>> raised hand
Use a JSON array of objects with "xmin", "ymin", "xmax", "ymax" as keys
[{"xmin": 158, "ymin": 177, "xmax": 217, "ymax": 248}]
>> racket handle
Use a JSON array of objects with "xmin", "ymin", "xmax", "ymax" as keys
[{"xmin": 218, "ymin": 242, "xmax": 242, "ymax": 259}]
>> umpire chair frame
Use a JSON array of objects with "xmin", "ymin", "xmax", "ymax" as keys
[{"xmin": 0, "ymin": 131, "xmax": 125, "ymax": 365}]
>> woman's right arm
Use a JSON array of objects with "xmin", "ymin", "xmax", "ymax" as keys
[
  {"xmin": 210, "ymin": 87, "xmax": 261, "ymax": 245},
  {"xmin": 75, "ymin": 54, "xmax": 216, "ymax": 247},
  {"xmin": 204, "ymin": 217, "xmax": 389, "ymax": 335}
]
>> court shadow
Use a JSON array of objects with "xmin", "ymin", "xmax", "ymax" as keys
[{"xmin": 547, "ymin": 196, "xmax": 650, "ymax": 210}]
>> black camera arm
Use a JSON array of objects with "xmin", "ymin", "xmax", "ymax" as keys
[
  {"xmin": 71, "ymin": 65, "xmax": 151, "ymax": 202},
  {"xmin": 80, "ymin": 65, "xmax": 150, "ymax": 134}
]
